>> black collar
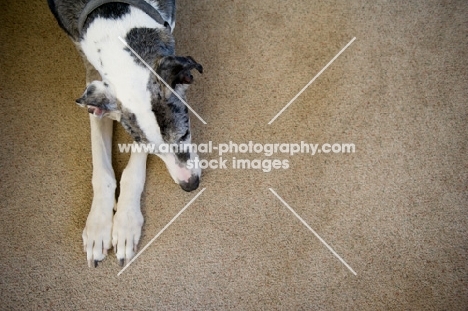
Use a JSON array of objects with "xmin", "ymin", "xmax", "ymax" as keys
[{"xmin": 78, "ymin": 0, "xmax": 171, "ymax": 36}]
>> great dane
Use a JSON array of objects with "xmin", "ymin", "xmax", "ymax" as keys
[{"xmin": 47, "ymin": 0, "xmax": 202, "ymax": 267}]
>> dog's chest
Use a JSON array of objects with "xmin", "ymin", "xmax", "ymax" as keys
[
  {"xmin": 79, "ymin": 7, "xmax": 167, "ymax": 145},
  {"xmin": 80, "ymin": 7, "xmax": 163, "ymax": 80}
]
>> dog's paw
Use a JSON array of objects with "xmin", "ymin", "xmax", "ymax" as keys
[
  {"xmin": 112, "ymin": 204, "xmax": 144, "ymax": 266},
  {"xmin": 82, "ymin": 198, "xmax": 114, "ymax": 268}
]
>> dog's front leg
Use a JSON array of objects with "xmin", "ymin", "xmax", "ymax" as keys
[
  {"xmin": 112, "ymin": 148, "xmax": 147, "ymax": 266},
  {"xmin": 82, "ymin": 115, "xmax": 116, "ymax": 267}
]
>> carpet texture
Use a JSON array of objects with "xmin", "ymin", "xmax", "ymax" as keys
[{"xmin": 0, "ymin": 0, "xmax": 467, "ymax": 309}]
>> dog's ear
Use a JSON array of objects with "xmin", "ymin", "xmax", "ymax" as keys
[
  {"xmin": 76, "ymin": 81, "xmax": 118, "ymax": 118},
  {"xmin": 156, "ymin": 56, "xmax": 203, "ymax": 88}
]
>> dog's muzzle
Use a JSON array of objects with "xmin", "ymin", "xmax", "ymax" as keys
[{"xmin": 179, "ymin": 175, "xmax": 200, "ymax": 192}]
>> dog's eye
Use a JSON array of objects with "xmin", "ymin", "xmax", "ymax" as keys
[{"xmin": 180, "ymin": 130, "xmax": 190, "ymax": 142}]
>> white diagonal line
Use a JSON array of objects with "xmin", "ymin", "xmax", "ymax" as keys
[
  {"xmin": 117, "ymin": 36, "xmax": 207, "ymax": 125},
  {"xmin": 117, "ymin": 187, "xmax": 206, "ymax": 276},
  {"xmin": 269, "ymin": 188, "xmax": 357, "ymax": 275},
  {"xmin": 268, "ymin": 37, "xmax": 356, "ymax": 125}
]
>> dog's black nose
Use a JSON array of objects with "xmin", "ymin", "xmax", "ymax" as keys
[{"xmin": 179, "ymin": 175, "xmax": 200, "ymax": 192}]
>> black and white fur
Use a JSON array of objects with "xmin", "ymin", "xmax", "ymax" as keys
[{"xmin": 48, "ymin": 0, "xmax": 202, "ymax": 267}]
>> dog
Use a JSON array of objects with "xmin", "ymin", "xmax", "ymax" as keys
[{"xmin": 47, "ymin": 0, "xmax": 203, "ymax": 267}]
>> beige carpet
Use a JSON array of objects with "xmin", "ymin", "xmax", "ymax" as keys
[{"xmin": 1, "ymin": 0, "xmax": 467, "ymax": 309}]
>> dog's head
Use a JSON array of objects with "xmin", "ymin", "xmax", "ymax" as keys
[{"xmin": 76, "ymin": 55, "xmax": 203, "ymax": 192}]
